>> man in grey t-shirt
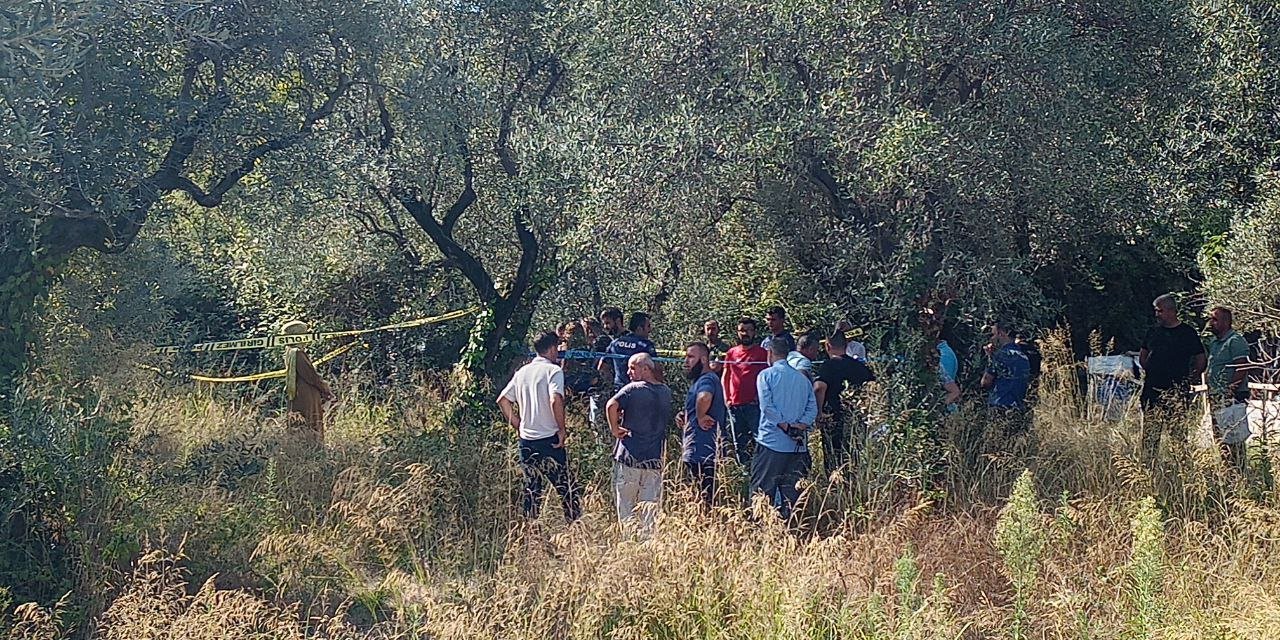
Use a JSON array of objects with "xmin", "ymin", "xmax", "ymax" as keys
[{"xmin": 606, "ymin": 352, "xmax": 672, "ymax": 537}]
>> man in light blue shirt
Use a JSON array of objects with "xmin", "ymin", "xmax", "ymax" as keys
[
  {"xmin": 751, "ymin": 335, "xmax": 818, "ymax": 520},
  {"xmin": 785, "ymin": 333, "xmax": 821, "ymax": 379}
]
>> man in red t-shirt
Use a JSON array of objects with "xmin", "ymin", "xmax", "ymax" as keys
[{"xmin": 723, "ymin": 317, "xmax": 769, "ymax": 464}]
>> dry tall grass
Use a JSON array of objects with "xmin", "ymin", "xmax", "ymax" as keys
[{"xmin": 8, "ymin": 333, "xmax": 1280, "ymax": 639}]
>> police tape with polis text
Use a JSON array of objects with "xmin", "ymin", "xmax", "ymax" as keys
[{"xmin": 153, "ymin": 307, "xmax": 478, "ymax": 383}]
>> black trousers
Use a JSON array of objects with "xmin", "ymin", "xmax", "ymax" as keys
[
  {"xmin": 750, "ymin": 446, "xmax": 811, "ymax": 520},
  {"xmin": 683, "ymin": 460, "xmax": 716, "ymax": 506},
  {"xmin": 728, "ymin": 403, "xmax": 760, "ymax": 464},
  {"xmin": 518, "ymin": 435, "xmax": 581, "ymax": 521},
  {"xmin": 819, "ymin": 413, "xmax": 849, "ymax": 475},
  {"xmin": 1138, "ymin": 386, "xmax": 1193, "ymax": 466}
]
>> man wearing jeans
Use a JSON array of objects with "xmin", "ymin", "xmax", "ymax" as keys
[
  {"xmin": 751, "ymin": 336, "xmax": 818, "ymax": 521},
  {"xmin": 497, "ymin": 331, "xmax": 581, "ymax": 522},
  {"xmin": 606, "ymin": 353, "xmax": 673, "ymax": 537}
]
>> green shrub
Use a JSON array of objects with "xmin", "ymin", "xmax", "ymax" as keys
[{"xmin": 995, "ymin": 470, "xmax": 1046, "ymax": 639}]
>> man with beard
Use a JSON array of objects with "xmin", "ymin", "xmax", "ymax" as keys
[
  {"xmin": 605, "ymin": 312, "xmax": 662, "ymax": 386},
  {"xmin": 723, "ymin": 317, "xmax": 769, "ymax": 464},
  {"xmin": 678, "ymin": 342, "xmax": 728, "ymax": 506}
]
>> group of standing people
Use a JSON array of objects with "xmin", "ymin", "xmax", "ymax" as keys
[
  {"xmin": 1137, "ymin": 294, "xmax": 1252, "ymax": 468},
  {"xmin": 497, "ymin": 305, "xmax": 883, "ymax": 532},
  {"xmin": 500, "ymin": 293, "xmax": 1256, "ymax": 534}
]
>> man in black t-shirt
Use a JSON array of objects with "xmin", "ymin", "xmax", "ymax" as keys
[
  {"xmin": 1138, "ymin": 293, "xmax": 1206, "ymax": 464},
  {"xmin": 590, "ymin": 307, "xmax": 624, "ymax": 434},
  {"xmin": 814, "ymin": 331, "xmax": 876, "ymax": 475}
]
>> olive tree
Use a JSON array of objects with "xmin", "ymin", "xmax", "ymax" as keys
[{"xmin": 0, "ymin": 0, "xmax": 388, "ymax": 390}]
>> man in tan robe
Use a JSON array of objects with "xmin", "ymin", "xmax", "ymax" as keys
[{"xmin": 282, "ymin": 320, "xmax": 333, "ymax": 441}]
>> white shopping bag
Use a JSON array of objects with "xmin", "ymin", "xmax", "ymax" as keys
[{"xmin": 1213, "ymin": 403, "xmax": 1250, "ymax": 445}]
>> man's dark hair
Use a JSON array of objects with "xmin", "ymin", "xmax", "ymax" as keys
[
  {"xmin": 1211, "ymin": 306, "xmax": 1234, "ymax": 324},
  {"xmin": 628, "ymin": 312, "xmax": 650, "ymax": 333},
  {"xmin": 797, "ymin": 333, "xmax": 820, "ymax": 351},
  {"xmin": 766, "ymin": 305, "xmax": 787, "ymax": 319},
  {"xmin": 827, "ymin": 331, "xmax": 848, "ymax": 349},
  {"xmin": 737, "ymin": 317, "xmax": 758, "ymax": 328},
  {"xmin": 685, "ymin": 341, "xmax": 710, "ymax": 358},
  {"xmin": 768, "ymin": 335, "xmax": 793, "ymax": 358},
  {"xmin": 988, "ymin": 319, "xmax": 1014, "ymax": 336},
  {"xmin": 533, "ymin": 331, "xmax": 560, "ymax": 355},
  {"xmin": 600, "ymin": 307, "xmax": 623, "ymax": 322}
]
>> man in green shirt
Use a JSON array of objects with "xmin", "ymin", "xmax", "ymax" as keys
[
  {"xmin": 1207, "ymin": 306, "xmax": 1250, "ymax": 467},
  {"xmin": 1207, "ymin": 306, "xmax": 1249, "ymax": 397}
]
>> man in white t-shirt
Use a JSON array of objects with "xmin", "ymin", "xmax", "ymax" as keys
[{"xmin": 497, "ymin": 330, "xmax": 581, "ymax": 521}]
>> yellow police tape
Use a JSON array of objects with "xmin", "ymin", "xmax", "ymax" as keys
[
  {"xmin": 189, "ymin": 341, "xmax": 362, "ymax": 384},
  {"xmin": 156, "ymin": 307, "xmax": 478, "ymax": 354}
]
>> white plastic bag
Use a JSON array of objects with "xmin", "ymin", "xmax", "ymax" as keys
[{"xmin": 1214, "ymin": 403, "xmax": 1250, "ymax": 445}]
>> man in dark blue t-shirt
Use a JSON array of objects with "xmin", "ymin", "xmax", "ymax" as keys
[
  {"xmin": 981, "ymin": 320, "xmax": 1031, "ymax": 410},
  {"xmin": 679, "ymin": 342, "xmax": 727, "ymax": 506},
  {"xmin": 606, "ymin": 312, "xmax": 660, "ymax": 386}
]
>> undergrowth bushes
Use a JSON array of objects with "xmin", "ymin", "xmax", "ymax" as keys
[{"xmin": 6, "ymin": 332, "xmax": 1280, "ymax": 638}]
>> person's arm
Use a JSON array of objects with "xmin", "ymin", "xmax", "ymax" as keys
[
  {"xmin": 721, "ymin": 352, "xmax": 734, "ymax": 401},
  {"xmin": 1138, "ymin": 347, "xmax": 1150, "ymax": 371},
  {"xmin": 296, "ymin": 350, "xmax": 333, "ymax": 399},
  {"xmin": 497, "ymin": 396, "xmax": 520, "ymax": 431},
  {"xmin": 1191, "ymin": 352, "xmax": 1208, "ymax": 380},
  {"xmin": 606, "ymin": 395, "xmax": 630, "ymax": 440},
  {"xmin": 1227, "ymin": 337, "xmax": 1250, "ymax": 394},
  {"xmin": 597, "ymin": 339, "xmax": 613, "ymax": 379},
  {"xmin": 696, "ymin": 390, "xmax": 715, "ymax": 430},
  {"xmin": 813, "ymin": 380, "xmax": 828, "ymax": 415},
  {"xmin": 757, "ymin": 371, "xmax": 783, "ymax": 428},
  {"xmin": 551, "ymin": 392, "xmax": 567, "ymax": 447},
  {"xmin": 547, "ymin": 368, "xmax": 566, "ymax": 446},
  {"xmin": 1229, "ymin": 356, "xmax": 1249, "ymax": 393},
  {"xmin": 944, "ymin": 380, "xmax": 961, "ymax": 405},
  {"xmin": 798, "ymin": 376, "xmax": 819, "ymax": 431}
]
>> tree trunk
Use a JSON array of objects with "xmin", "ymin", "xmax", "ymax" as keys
[
  {"xmin": 474, "ymin": 244, "xmax": 554, "ymax": 382},
  {"xmin": 0, "ymin": 233, "xmax": 47, "ymax": 397}
]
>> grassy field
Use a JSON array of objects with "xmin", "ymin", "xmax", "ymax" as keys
[{"xmin": 7, "ymin": 339, "xmax": 1280, "ymax": 639}]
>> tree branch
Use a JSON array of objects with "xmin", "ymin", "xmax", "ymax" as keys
[
  {"xmin": 175, "ymin": 69, "xmax": 352, "ymax": 207},
  {"xmin": 508, "ymin": 204, "xmax": 540, "ymax": 303},
  {"xmin": 393, "ymin": 185, "xmax": 498, "ymax": 302},
  {"xmin": 497, "ymin": 57, "xmax": 552, "ymax": 177},
  {"xmin": 442, "ymin": 141, "xmax": 475, "ymax": 233}
]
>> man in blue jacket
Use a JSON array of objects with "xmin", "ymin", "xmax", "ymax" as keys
[{"xmin": 751, "ymin": 335, "xmax": 818, "ymax": 521}]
